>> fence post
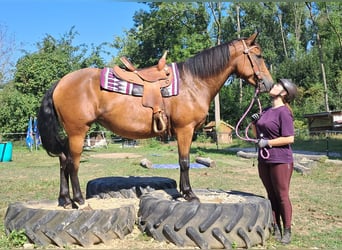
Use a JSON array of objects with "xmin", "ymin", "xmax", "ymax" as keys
[{"xmin": 326, "ymin": 132, "xmax": 329, "ymax": 156}]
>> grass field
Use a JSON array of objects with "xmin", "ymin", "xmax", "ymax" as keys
[{"xmin": 0, "ymin": 138, "xmax": 341, "ymax": 249}]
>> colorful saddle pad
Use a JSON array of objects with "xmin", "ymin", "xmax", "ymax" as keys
[{"xmin": 100, "ymin": 63, "xmax": 179, "ymax": 97}]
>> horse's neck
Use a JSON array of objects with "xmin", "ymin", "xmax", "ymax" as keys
[
  {"xmin": 178, "ymin": 60, "xmax": 234, "ymax": 103},
  {"xmin": 199, "ymin": 67, "xmax": 234, "ymax": 100}
]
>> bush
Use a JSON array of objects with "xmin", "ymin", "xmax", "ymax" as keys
[{"xmin": 0, "ymin": 229, "xmax": 27, "ymax": 248}]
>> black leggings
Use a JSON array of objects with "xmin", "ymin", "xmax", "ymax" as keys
[{"xmin": 258, "ymin": 162, "xmax": 293, "ymax": 229}]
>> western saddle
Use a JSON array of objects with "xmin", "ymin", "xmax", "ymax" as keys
[{"xmin": 113, "ymin": 51, "xmax": 172, "ymax": 133}]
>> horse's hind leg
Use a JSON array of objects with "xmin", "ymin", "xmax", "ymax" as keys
[
  {"xmin": 58, "ymin": 153, "xmax": 73, "ymax": 207},
  {"xmin": 58, "ymin": 135, "xmax": 85, "ymax": 208},
  {"xmin": 176, "ymin": 128, "xmax": 199, "ymax": 202},
  {"xmin": 68, "ymin": 135, "xmax": 86, "ymax": 206}
]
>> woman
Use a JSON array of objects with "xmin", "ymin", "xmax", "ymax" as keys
[{"xmin": 252, "ymin": 79, "xmax": 298, "ymax": 244}]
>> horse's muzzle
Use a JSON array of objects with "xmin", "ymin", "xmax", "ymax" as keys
[{"xmin": 258, "ymin": 79, "xmax": 273, "ymax": 93}]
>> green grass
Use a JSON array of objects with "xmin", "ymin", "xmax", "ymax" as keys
[
  {"xmin": 293, "ymin": 134, "xmax": 342, "ymax": 155},
  {"xmin": 0, "ymin": 139, "xmax": 341, "ymax": 249}
]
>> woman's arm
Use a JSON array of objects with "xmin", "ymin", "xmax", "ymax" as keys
[{"xmin": 268, "ymin": 136, "xmax": 294, "ymax": 147}]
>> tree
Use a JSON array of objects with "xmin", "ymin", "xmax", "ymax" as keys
[
  {"xmin": 306, "ymin": 2, "xmax": 329, "ymax": 112},
  {"xmin": 0, "ymin": 27, "xmax": 107, "ymax": 134},
  {"xmin": 0, "ymin": 24, "xmax": 16, "ymax": 85},
  {"xmin": 15, "ymin": 28, "xmax": 85, "ymax": 97},
  {"xmin": 208, "ymin": 2, "xmax": 224, "ymax": 141},
  {"xmin": 316, "ymin": 2, "xmax": 342, "ymax": 111},
  {"xmin": 112, "ymin": 2, "xmax": 211, "ymax": 66},
  {"xmin": 0, "ymin": 83, "xmax": 38, "ymax": 133}
]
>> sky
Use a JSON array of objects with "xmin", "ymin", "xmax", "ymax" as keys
[{"xmin": 0, "ymin": 1, "xmax": 147, "ymax": 63}]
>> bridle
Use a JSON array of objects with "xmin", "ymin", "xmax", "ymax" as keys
[
  {"xmin": 241, "ymin": 39, "xmax": 266, "ymax": 92},
  {"xmin": 235, "ymin": 39, "xmax": 270, "ymax": 159}
]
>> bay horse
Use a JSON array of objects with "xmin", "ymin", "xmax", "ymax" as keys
[{"xmin": 37, "ymin": 32, "xmax": 273, "ymax": 208}]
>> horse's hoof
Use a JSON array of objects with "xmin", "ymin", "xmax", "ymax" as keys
[
  {"xmin": 63, "ymin": 203, "xmax": 73, "ymax": 209},
  {"xmin": 58, "ymin": 197, "xmax": 73, "ymax": 208},
  {"xmin": 73, "ymin": 201, "xmax": 92, "ymax": 210},
  {"xmin": 70, "ymin": 199, "xmax": 85, "ymax": 209},
  {"xmin": 183, "ymin": 192, "xmax": 200, "ymax": 202},
  {"xmin": 186, "ymin": 195, "xmax": 200, "ymax": 203},
  {"xmin": 59, "ymin": 199, "xmax": 72, "ymax": 209},
  {"xmin": 189, "ymin": 196, "xmax": 200, "ymax": 203}
]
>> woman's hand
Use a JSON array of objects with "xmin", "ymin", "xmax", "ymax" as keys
[{"xmin": 257, "ymin": 139, "xmax": 269, "ymax": 148}]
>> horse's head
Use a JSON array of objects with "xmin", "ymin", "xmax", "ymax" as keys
[{"xmin": 232, "ymin": 32, "xmax": 274, "ymax": 93}]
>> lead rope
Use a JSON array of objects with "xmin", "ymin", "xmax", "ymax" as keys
[{"xmin": 235, "ymin": 88, "xmax": 270, "ymax": 159}]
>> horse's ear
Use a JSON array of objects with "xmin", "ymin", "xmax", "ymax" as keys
[{"xmin": 246, "ymin": 32, "xmax": 259, "ymax": 45}]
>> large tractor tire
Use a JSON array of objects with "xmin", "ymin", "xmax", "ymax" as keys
[
  {"xmin": 4, "ymin": 176, "xmax": 178, "ymax": 248},
  {"xmin": 4, "ymin": 199, "xmax": 135, "ymax": 247},
  {"xmin": 86, "ymin": 176, "xmax": 177, "ymax": 199},
  {"xmin": 138, "ymin": 189, "xmax": 272, "ymax": 249}
]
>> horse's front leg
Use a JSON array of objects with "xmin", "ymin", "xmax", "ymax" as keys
[{"xmin": 177, "ymin": 129, "xmax": 199, "ymax": 202}]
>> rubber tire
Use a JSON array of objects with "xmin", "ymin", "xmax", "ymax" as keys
[
  {"xmin": 86, "ymin": 176, "xmax": 177, "ymax": 199},
  {"xmin": 4, "ymin": 200, "xmax": 135, "ymax": 247},
  {"xmin": 138, "ymin": 189, "xmax": 272, "ymax": 249}
]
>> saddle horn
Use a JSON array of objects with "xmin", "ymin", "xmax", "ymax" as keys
[{"xmin": 158, "ymin": 50, "xmax": 168, "ymax": 71}]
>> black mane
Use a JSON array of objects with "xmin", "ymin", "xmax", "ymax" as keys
[
  {"xmin": 178, "ymin": 38, "xmax": 252, "ymax": 79},
  {"xmin": 179, "ymin": 41, "xmax": 232, "ymax": 78}
]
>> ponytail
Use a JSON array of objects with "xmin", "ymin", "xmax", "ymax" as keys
[
  {"xmin": 281, "ymin": 95, "xmax": 294, "ymax": 117},
  {"xmin": 285, "ymin": 103, "xmax": 294, "ymax": 117}
]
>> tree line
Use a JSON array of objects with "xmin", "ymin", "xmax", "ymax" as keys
[{"xmin": 0, "ymin": 2, "xmax": 341, "ymax": 136}]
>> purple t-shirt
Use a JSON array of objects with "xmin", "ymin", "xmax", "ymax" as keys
[{"xmin": 255, "ymin": 105, "xmax": 294, "ymax": 163}]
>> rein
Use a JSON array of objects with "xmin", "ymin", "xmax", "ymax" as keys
[
  {"xmin": 234, "ymin": 39, "xmax": 270, "ymax": 159},
  {"xmin": 235, "ymin": 88, "xmax": 270, "ymax": 159}
]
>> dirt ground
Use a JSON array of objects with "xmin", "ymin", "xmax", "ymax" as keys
[{"xmin": 90, "ymin": 153, "xmax": 143, "ymax": 159}]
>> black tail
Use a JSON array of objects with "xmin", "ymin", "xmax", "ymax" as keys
[{"xmin": 37, "ymin": 81, "xmax": 67, "ymax": 157}]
